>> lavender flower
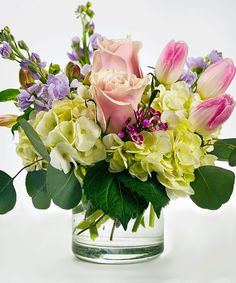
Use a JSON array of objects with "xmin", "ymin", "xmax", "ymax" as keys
[
  {"xmin": 81, "ymin": 64, "xmax": 92, "ymax": 76},
  {"xmin": 47, "ymin": 74, "xmax": 70, "ymax": 99},
  {"xmin": 186, "ymin": 57, "xmax": 207, "ymax": 72},
  {"xmin": 209, "ymin": 50, "xmax": 223, "ymax": 63},
  {"xmin": 17, "ymin": 89, "xmax": 34, "ymax": 111},
  {"xmin": 0, "ymin": 42, "xmax": 13, "ymax": 59},
  {"xmin": 89, "ymin": 33, "xmax": 105, "ymax": 49},
  {"xmin": 20, "ymin": 53, "xmax": 46, "ymax": 80},
  {"xmin": 180, "ymin": 70, "xmax": 198, "ymax": 87}
]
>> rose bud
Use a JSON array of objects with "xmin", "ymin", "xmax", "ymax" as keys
[
  {"xmin": 189, "ymin": 94, "xmax": 235, "ymax": 135},
  {"xmin": 197, "ymin": 58, "xmax": 236, "ymax": 100},
  {"xmin": 155, "ymin": 40, "xmax": 188, "ymax": 85},
  {"xmin": 19, "ymin": 68, "xmax": 34, "ymax": 88},
  {"xmin": 0, "ymin": 114, "xmax": 18, "ymax": 128}
]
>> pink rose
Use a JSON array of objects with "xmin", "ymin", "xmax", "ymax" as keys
[
  {"xmin": 92, "ymin": 37, "xmax": 143, "ymax": 78},
  {"xmin": 189, "ymin": 94, "xmax": 235, "ymax": 134},
  {"xmin": 91, "ymin": 69, "xmax": 149, "ymax": 133}
]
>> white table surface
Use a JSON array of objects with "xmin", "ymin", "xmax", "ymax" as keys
[{"xmin": 1, "ymin": 194, "xmax": 236, "ymax": 283}]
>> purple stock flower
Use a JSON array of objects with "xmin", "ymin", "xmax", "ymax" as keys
[
  {"xmin": 47, "ymin": 74, "xmax": 70, "ymax": 99},
  {"xmin": 20, "ymin": 59, "xmax": 30, "ymax": 70},
  {"xmin": 186, "ymin": 57, "xmax": 207, "ymax": 71},
  {"xmin": 89, "ymin": 33, "xmax": 105, "ymax": 49},
  {"xmin": 180, "ymin": 69, "xmax": 198, "ymax": 87},
  {"xmin": 0, "ymin": 42, "xmax": 12, "ymax": 59},
  {"xmin": 209, "ymin": 50, "xmax": 223, "ymax": 63},
  {"xmin": 81, "ymin": 64, "xmax": 92, "ymax": 76},
  {"xmin": 17, "ymin": 89, "xmax": 34, "ymax": 111}
]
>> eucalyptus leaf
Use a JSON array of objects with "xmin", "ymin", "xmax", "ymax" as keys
[
  {"xmin": 0, "ymin": 88, "xmax": 19, "ymax": 102},
  {"xmin": 19, "ymin": 118, "xmax": 50, "ymax": 162},
  {"xmin": 118, "ymin": 172, "xmax": 169, "ymax": 217},
  {"xmin": 229, "ymin": 147, "xmax": 236, "ymax": 166},
  {"xmin": 26, "ymin": 170, "xmax": 51, "ymax": 209},
  {"xmin": 212, "ymin": 139, "xmax": 236, "ymax": 161},
  {"xmin": 0, "ymin": 171, "xmax": 16, "ymax": 214},
  {"xmin": 46, "ymin": 164, "xmax": 82, "ymax": 209},
  {"xmin": 191, "ymin": 166, "xmax": 235, "ymax": 210},
  {"xmin": 83, "ymin": 161, "xmax": 148, "ymax": 230}
]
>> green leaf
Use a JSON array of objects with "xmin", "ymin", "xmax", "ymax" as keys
[
  {"xmin": 18, "ymin": 118, "xmax": 50, "ymax": 162},
  {"xmin": 118, "ymin": 173, "xmax": 169, "ymax": 217},
  {"xmin": 191, "ymin": 166, "xmax": 235, "ymax": 210},
  {"xmin": 149, "ymin": 89, "xmax": 159, "ymax": 107},
  {"xmin": 83, "ymin": 161, "xmax": 148, "ymax": 230},
  {"xmin": 0, "ymin": 171, "xmax": 16, "ymax": 214},
  {"xmin": 11, "ymin": 108, "xmax": 34, "ymax": 136},
  {"xmin": 26, "ymin": 170, "xmax": 51, "ymax": 209},
  {"xmin": 229, "ymin": 147, "xmax": 236, "ymax": 166},
  {"xmin": 212, "ymin": 139, "xmax": 236, "ymax": 161},
  {"xmin": 0, "ymin": 88, "xmax": 19, "ymax": 102},
  {"xmin": 46, "ymin": 164, "xmax": 82, "ymax": 209}
]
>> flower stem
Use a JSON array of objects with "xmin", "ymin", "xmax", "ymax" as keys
[
  {"xmin": 149, "ymin": 205, "xmax": 155, "ymax": 228},
  {"xmin": 12, "ymin": 158, "xmax": 43, "ymax": 180},
  {"xmin": 110, "ymin": 219, "xmax": 116, "ymax": 241},
  {"xmin": 132, "ymin": 211, "xmax": 145, "ymax": 232},
  {"xmin": 76, "ymin": 213, "xmax": 106, "ymax": 236}
]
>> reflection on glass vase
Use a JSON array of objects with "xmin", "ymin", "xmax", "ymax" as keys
[{"xmin": 72, "ymin": 204, "xmax": 164, "ymax": 264}]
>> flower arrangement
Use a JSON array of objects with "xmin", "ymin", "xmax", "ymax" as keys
[{"xmin": 0, "ymin": 2, "xmax": 236, "ymax": 242}]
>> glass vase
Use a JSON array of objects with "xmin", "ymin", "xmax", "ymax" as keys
[{"xmin": 72, "ymin": 204, "xmax": 164, "ymax": 264}]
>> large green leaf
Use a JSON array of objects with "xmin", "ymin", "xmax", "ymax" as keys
[
  {"xmin": 118, "ymin": 172, "xmax": 169, "ymax": 217},
  {"xmin": 46, "ymin": 164, "xmax": 82, "ymax": 209},
  {"xmin": 26, "ymin": 170, "xmax": 51, "ymax": 209},
  {"xmin": 191, "ymin": 166, "xmax": 235, "ymax": 210},
  {"xmin": 212, "ymin": 139, "xmax": 236, "ymax": 161},
  {"xmin": 229, "ymin": 147, "xmax": 236, "ymax": 167},
  {"xmin": 0, "ymin": 171, "xmax": 16, "ymax": 214},
  {"xmin": 18, "ymin": 118, "xmax": 50, "ymax": 162},
  {"xmin": 0, "ymin": 88, "xmax": 19, "ymax": 102},
  {"xmin": 83, "ymin": 162, "xmax": 148, "ymax": 230}
]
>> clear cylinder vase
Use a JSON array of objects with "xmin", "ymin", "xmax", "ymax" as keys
[{"xmin": 72, "ymin": 205, "xmax": 164, "ymax": 264}]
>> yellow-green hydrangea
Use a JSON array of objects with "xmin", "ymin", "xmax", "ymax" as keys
[{"xmin": 17, "ymin": 95, "xmax": 106, "ymax": 173}]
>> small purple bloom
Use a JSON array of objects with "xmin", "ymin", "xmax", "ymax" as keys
[
  {"xmin": 81, "ymin": 64, "xmax": 92, "ymax": 76},
  {"xmin": 31, "ymin": 52, "xmax": 41, "ymax": 63},
  {"xmin": 17, "ymin": 89, "xmax": 34, "ymax": 111},
  {"xmin": 89, "ymin": 33, "xmax": 105, "ymax": 49},
  {"xmin": 118, "ymin": 131, "xmax": 125, "ymax": 138},
  {"xmin": 209, "ymin": 50, "xmax": 223, "ymax": 63},
  {"xmin": 47, "ymin": 74, "xmax": 70, "ymax": 99},
  {"xmin": 20, "ymin": 59, "xmax": 31, "ymax": 70},
  {"xmin": 131, "ymin": 134, "xmax": 143, "ymax": 145},
  {"xmin": 180, "ymin": 70, "xmax": 198, "ymax": 87},
  {"xmin": 0, "ymin": 42, "xmax": 12, "ymax": 59},
  {"xmin": 186, "ymin": 57, "xmax": 207, "ymax": 71},
  {"xmin": 141, "ymin": 118, "xmax": 150, "ymax": 128}
]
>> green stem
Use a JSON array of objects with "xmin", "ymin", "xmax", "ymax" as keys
[
  {"xmin": 76, "ymin": 213, "xmax": 106, "ymax": 236},
  {"xmin": 89, "ymin": 225, "xmax": 98, "ymax": 241},
  {"xmin": 76, "ymin": 209, "xmax": 103, "ymax": 230},
  {"xmin": 13, "ymin": 158, "xmax": 43, "ymax": 180},
  {"xmin": 149, "ymin": 205, "xmax": 155, "ymax": 228},
  {"xmin": 110, "ymin": 219, "xmax": 116, "ymax": 241},
  {"xmin": 82, "ymin": 18, "xmax": 90, "ymax": 65},
  {"xmin": 132, "ymin": 211, "xmax": 145, "ymax": 232}
]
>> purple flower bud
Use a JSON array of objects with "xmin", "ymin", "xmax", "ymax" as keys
[
  {"xmin": 141, "ymin": 118, "xmax": 150, "ymax": 128},
  {"xmin": 89, "ymin": 33, "xmax": 105, "ymax": 49},
  {"xmin": 131, "ymin": 134, "xmax": 143, "ymax": 145},
  {"xmin": 118, "ymin": 131, "xmax": 125, "ymax": 138},
  {"xmin": 186, "ymin": 57, "xmax": 207, "ymax": 71},
  {"xmin": 31, "ymin": 52, "xmax": 41, "ymax": 63},
  {"xmin": 0, "ymin": 42, "xmax": 12, "ymax": 59},
  {"xmin": 159, "ymin": 122, "xmax": 168, "ymax": 130},
  {"xmin": 81, "ymin": 64, "xmax": 92, "ymax": 76},
  {"xmin": 209, "ymin": 50, "xmax": 223, "ymax": 63}
]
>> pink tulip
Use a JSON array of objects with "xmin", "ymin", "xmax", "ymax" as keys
[
  {"xmin": 0, "ymin": 114, "xmax": 18, "ymax": 128},
  {"xmin": 189, "ymin": 95, "xmax": 235, "ymax": 135},
  {"xmin": 92, "ymin": 37, "xmax": 143, "ymax": 78},
  {"xmin": 197, "ymin": 58, "xmax": 236, "ymax": 100},
  {"xmin": 155, "ymin": 40, "xmax": 188, "ymax": 85}
]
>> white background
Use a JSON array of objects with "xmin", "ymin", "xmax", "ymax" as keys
[{"xmin": 0, "ymin": 0, "xmax": 236, "ymax": 282}]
